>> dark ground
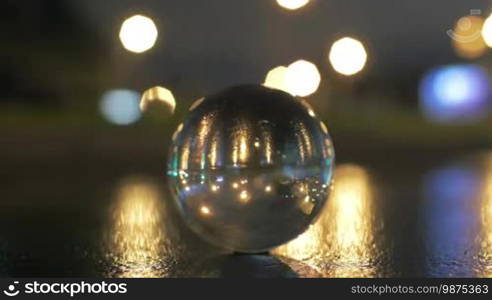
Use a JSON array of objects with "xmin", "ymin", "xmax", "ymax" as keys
[{"xmin": 2, "ymin": 117, "xmax": 492, "ymax": 277}]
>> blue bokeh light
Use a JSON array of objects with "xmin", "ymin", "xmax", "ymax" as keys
[
  {"xmin": 419, "ymin": 64, "xmax": 491, "ymax": 123},
  {"xmin": 99, "ymin": 89, "xmax": 141, "ymax": 125}
]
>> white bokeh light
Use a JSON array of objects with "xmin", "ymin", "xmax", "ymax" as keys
[
  {"xmin": 276, "ymin": 0, "xmax": 310, "ymax": 10},
  {"xmin": 263, "ymin": 66, "xmax": 291, "ymax": 94},
  {"xmin": 284, "ymin": 60, "xmax": 321, "ymax": 97},
  {"xmin": 482, "ymin": 14, "xmax": 492, "ymax": 48},
  {"xmin": 329, "ymin": 37, "xmax": 368, "ymax": 76},
  {"xmin": 119, "ymin": 15, "xmax": 158, "ymax": 53},
  {"xmin": 100, "ymin": 89, "xmax": 141, "ymax": 125}
]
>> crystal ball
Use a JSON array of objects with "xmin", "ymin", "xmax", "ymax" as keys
[{"xmin": 167, "ymin": 85, "xmax": 335, "ymax": 252}]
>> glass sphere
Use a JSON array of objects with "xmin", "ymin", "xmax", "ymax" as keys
[{"xmin": 167, "ymin": 85, "xmax": 335, "ymax": 252}]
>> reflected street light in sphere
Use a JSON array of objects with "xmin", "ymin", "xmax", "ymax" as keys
[{"xmin": 119, "ymin": 15, "xmax": 158, "ymax": 53}]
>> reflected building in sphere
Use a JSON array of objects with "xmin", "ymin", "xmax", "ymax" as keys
[{"xmin": 167, "ymin": 85, "xmax": 334, "ymax": 252}]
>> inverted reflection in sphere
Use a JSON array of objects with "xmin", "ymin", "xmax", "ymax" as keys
[{"xmin": 167, "ymin": 85, "xmax": 335, "ymax": 252}]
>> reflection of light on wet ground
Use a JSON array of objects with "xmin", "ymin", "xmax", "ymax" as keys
[
  {"xmin": 482, "ymin": 159, "xmax": 492, "ymax": 244},
  {"xmin": 273, "ymin": 164, "xmax": 380, "ymax": 277},
  {"xmin": 422, "ymin": 165, "xmax": 481, "ymax": 277},
  {"xmin": 421, "ymin": 155, "xmax": 492, "ymax": 277},
  {"xmin": 479, "ymin": 156, "xmax": 492, "ymax": 277},
  {"xmin": 108, "ymin": 177, "xmax": 168, "ymax": 277},
  {"xmin": 330, "ymin": 166, "xmax": 372, "ymax": 255}
]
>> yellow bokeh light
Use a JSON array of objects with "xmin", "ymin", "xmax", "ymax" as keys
[
  {"xmin": 482, "ymin": 14, "xmax": 492, "ymax": 48},
  {"xmin": 211, "ymin": 184, "xmax": 219, "ymax": 192},
  {"xmin": 239, "ymin": 190, "xmax": 250, "ymax": 203},
  {"xmin": 276, "ymin": 0, "xmax": 310, "ymax": 10},
  {"xmin": 263, "ymin": 66, "xmax": 291, "ymax": 94},
  {"xmin": 451, "ymin": 16, "xmax": 487, "ymax": 59},
  {"xmin": 285, "ymin": 60, "xmax": 321, "ymax": 97},
  {"xmin": 329, "ymin": 37, "xmax": 368, "ymax": 76},
  {"xmin": 140, "ymin": 86, "xmax": 176, "ymax": 113},
  {"xmin": 119, "ymin": 15, "xmax": 158, "ymax": 53},
  {"xmin": 200, "ymin": 205, "xmax": 211, "ymax": 216}
]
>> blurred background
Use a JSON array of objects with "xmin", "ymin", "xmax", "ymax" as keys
[{"xmin": 2, "ymin": 0, "xmax": 492, "ymax": 277}]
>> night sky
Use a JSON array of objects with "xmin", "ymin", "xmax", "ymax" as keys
[
  {"xmin": 2, "ymin": 0, "xmax": 491, "ymax": 107},
  {"xmin": 72, "ymin": 0, "xmax": 491, "ymax": 90}
]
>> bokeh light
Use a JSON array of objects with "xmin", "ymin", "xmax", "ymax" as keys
[
  {"xmin": 450, "ymin": 16, "xmax": 487, "ymax": 59},
  {"xmin": 119, "ymin": 15, "xmax": 158, "ymax": 53},
  {"xmin": 285, "ymin": 60, "xmax": 321, "ymax": 97},
  {"xmin": 276, "ymin": 0, "xmax": 309, "ymax": 10},
  {"xmin": 263, "ymin": 65, "xmax": 291, "ymax": 94},
  {"xmin": 482, "ymin": 14, "xmax": 492, "ymax": 48},
  {"xmin": 329, "ymin": 37, "xmax": 368, "ymax": 76},
  {"xmin": 100, "ymin": 89, "xmax": 141, "ymax": 125},
  {"xmin": 419, "ymin": 64, "xmax": 491, "ymax": 123},
  {"xmin": 140, "ymin": 86, "xmax": 176, "ymax": 113}
]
